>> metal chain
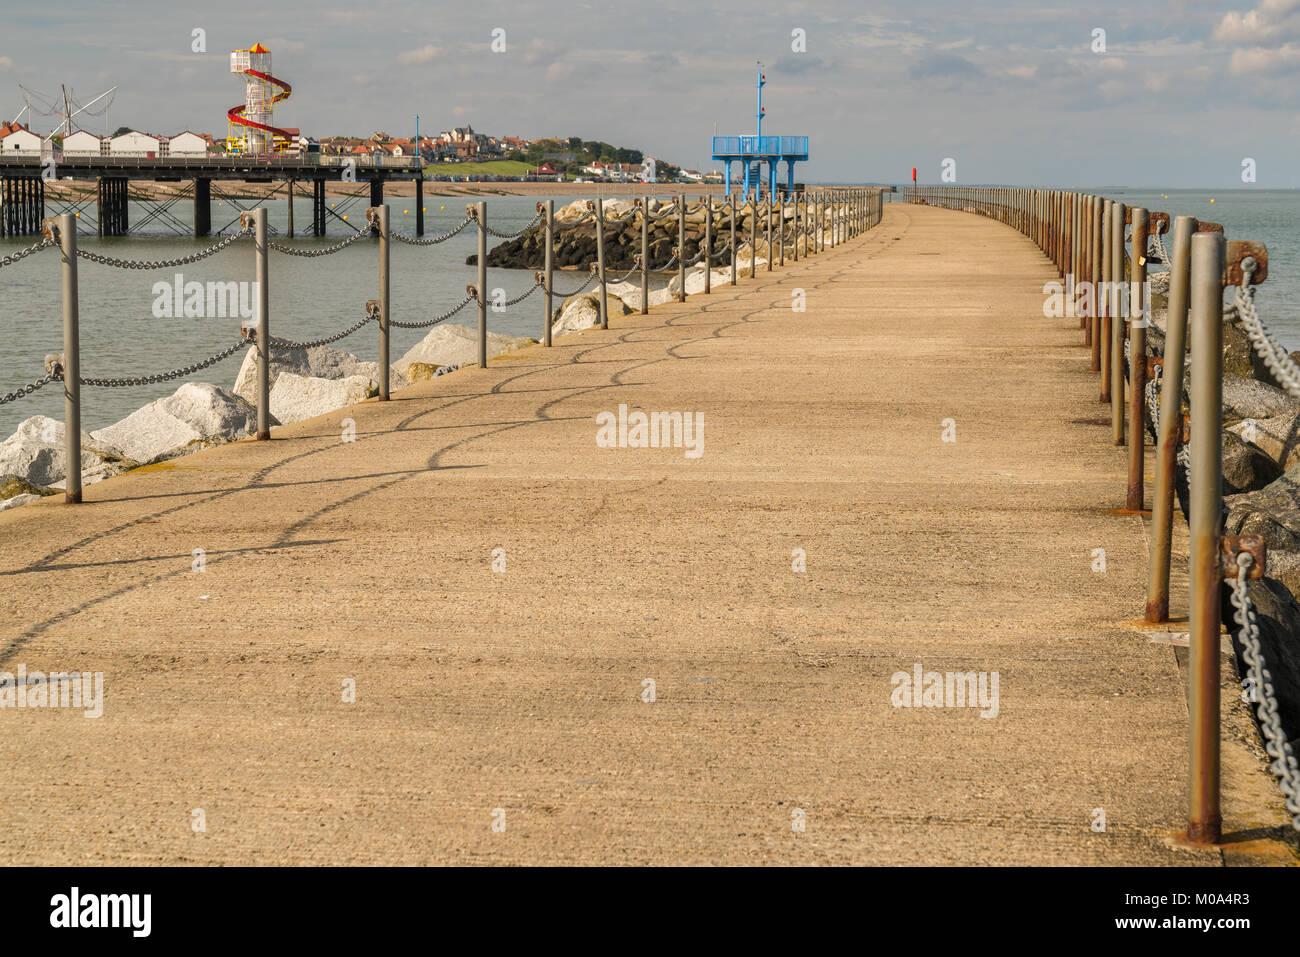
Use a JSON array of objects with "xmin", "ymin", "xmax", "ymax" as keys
[
  {"xmin": 605, "ymin": 264, "xmax": 639, "ymax": 284},
  {"xmin": 549, "ymin": 269, "xmax": 598, "ymax": 297},
  {"xmin": 1229, "ymin": 554, "xmax": 1300, "ymax": 831},
  {"xmin": 266, "ymin": 311, "xmax": 376, "ymax": 349},
  {"xmin": 0, "ymin": 372, "xmax": 59, "ymax": 406},
  {"xmin": 0, "ymin": 235, "xmax": 56, "ymax": 270},
  {"xmin": 79, "ymin": 340, "xmax": 248, "ymax": 388},
  {"xmin": 388, "ymin": 293, "xmax": 476, "ymax": 329},
  {"xmin": 500, "ymin": 281, "xmax": 542, "ymax": 307},
  {"xmin": 483, "ymin": 209, "xmax": 543, "ymax": 240},
  {"xmin": 391, "ymin": 216, "xmax": 474, "ymax": 246},
  {"xmin": 269, "ymin": 221, "xmax": 375, "ymax": 256},
  {"xmin": 1234, "ymin": 261, "xmax": 1300, "ymax": 399},
  {"xmin": 77, "ymin": 226, "xmax": 251, "ymax": 269}
]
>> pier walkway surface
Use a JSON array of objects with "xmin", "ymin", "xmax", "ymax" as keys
[{"xmin": 0, "ymin": 203, "xmax": 1288, "ymax": 865}]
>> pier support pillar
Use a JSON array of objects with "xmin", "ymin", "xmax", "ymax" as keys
[
  {"xmin": 312, "ymin": 179, "xmax": 326, "ymax": 237},
  {"xmin": 194, "ymin": 177, "xmax": 211, "ymax": 237},
  {"xmin": 286, "ymin": 179, "xmax": 294, "ymax": 238},
  {"xmin": 415, "ymin": 175, "xmax": 424, "ymax": 236},
  {"xmin": 369, "ymin": 177, "xmax": 384, "ymax": 211}
]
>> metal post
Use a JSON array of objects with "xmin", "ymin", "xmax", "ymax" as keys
[
  {"xmin": 1100, "ymin": 200, "xmax": 1112, "ymax": 402},
  {"xmin": 596, "ymin": 197, "xmax": 608, "ymax": 329},
  {"xmin": 1110, "ymin": 201, "xmax": 1126, "ymax": 442},
  {"xmin": 792, "ymin": 191, "xmax": 799, "ymax": 262},
  {"xmin": 50, "ymin": 214, "xmax": 81, "ymax": 504},
  {"xmin": 1146, "ymin": 215, "xmax": 1196, "ymax": 623},
  {"xmin": 375, "ymin": 204, "xmax": 390, "ymax": 400},
  {"xmin": 476, "ymin": 201, "xmax": 487, "ymax": 367},
  {"xmin": 251, "ymin": 207, "xmax": 270, "ymax": 440},
  {"xmin": 544, "ymin": 200, "xmax": 555, "ymax": 344},
  {"xmin": 285, "ymin": 179, "xmax": 293, "ymax": 239},
  {"xmin": 704, "ymin": 194, "xmax": 712, "ymax": 293},
  {"xmin": 765, "ymin": 192, "xmax": 773, "ymax": 271},
  {"xmin": 749, "ymin": 196, "xmax": 757, "ymax": 278},
  {"xmin": 639, "ymin": 197, "xmax": 648, "ymax": 314},
  {"xmin": 677, "ymin": 194, "xmax": 686, "ymax": 302},
  {"xmin": 730, "ymin": 192, "xmax": 737, "ymax": 286},
  {"xmin": 1090, "ymin": 196, "xmax": 1102, "ymax": 371},
  {"xmin": 1126, "ymin": 207, "xmax": 1148, "ymax": 510},
  {"xmin": 415, "ymin": 175, "xmax": 424, "ymax": 237},
  {"xmin": 778, "ymin": 192, "xmax": 785, "ymax": 267},
  {"xmin": 1187, "ymin": 229, "xmax": 1225, "ymax": 847}
]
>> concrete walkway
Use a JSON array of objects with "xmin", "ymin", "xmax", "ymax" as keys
[{"xmin": 0, "ymin": 204, "xmax": 1287, "ymax": 864}]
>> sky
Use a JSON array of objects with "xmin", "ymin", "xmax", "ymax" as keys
[{"xmin": 1, "ymin": 0, "xmax": 1297, "ymax": 186}]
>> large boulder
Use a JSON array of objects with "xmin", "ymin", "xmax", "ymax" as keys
[
  {"xmin": 0, "ymin": 415, "xmax": 130, "ymax": 488},
  {"xmin": 550, "ymin": 292, "xmax": 631, "ymax": 337},
  {"xmin": 269, "ymin": 372, "xmax": 376, "ymax": 426},
  {"xmin": 1225, "ymin": 464, "xmax": 1300, "ymax": 551},
  {"xmin": 1221, "ymin": 375, "xmax": 1300, "ymax": 424},
  {"xmin": 231, "ymin": 342, "xmax": 389, "ymax": 405},
  {"xmin": 667, "ymin": 266, "xmax": 734, "ymax": 298},
  {"xmin": 1223, "ymin": 429, "xmax": 1284, "ymax": 495},
  {"xmin": 90, "ymin": 382, "xmax": 261, "ymax": 465},
  {"xmin": 392, "ymin": 324, "xmax": 534, "ymax": 377},
  {"xmin": 1227, "ymin": 409, "xmax": 1300, "ymax": 471},
  {"xmin": 404, "ymin": 362, "xmax": 459, "ymax": 384},
  {"xmin": 605, "ymin": 281, "xmax": 674, "ymax": 313}
]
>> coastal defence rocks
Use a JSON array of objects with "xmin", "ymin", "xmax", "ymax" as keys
[
  {"xmin": 232, "ymin": 342, "xmax": 391, "ymax": 404},
  {"xmin": 471, "ymin": 198, "xmax": 802, "ymax": 271},
  {"xmin": 392, "ymin": 323, "xmax": 534, "ymax": 378},
  {"xmin": 90, "ymin": 382, "xmax": 261, "ymax": 466},
  {"xmin": 270, "ymin": 373, "xmax": 376, "ymax": 426},
  {"xmin": 0, "ymin": 415, "xmax": 135, "ymax": 489}
]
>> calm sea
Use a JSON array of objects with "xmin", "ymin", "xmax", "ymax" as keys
[{"xmin": 2, "ymin": 187, "xmax": 1297, "ymax": 436}]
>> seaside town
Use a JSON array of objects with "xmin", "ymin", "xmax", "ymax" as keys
[{"xmin": 0, "ymin": 118, "xmax": 720, "ymax": 184}]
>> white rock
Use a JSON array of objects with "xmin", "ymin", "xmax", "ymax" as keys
[
  {"xmin": 392, "ymin": 324, "xmax": 534, "ymax": 377},
  {"xmin": 554, "ymin": 198, "xmax": 636, "ymax": 224},
  {"xmin": 0, "ymin": 493, "xmax": 40, "ymax": 512},
  {"xmin": 550, "ymin": 292, "xmax": 634, "ymax": 338},
  {"xmin": 269, "ymin": 372, "xmax": 377, "ymax": 426},
  {"xmin": 0, "ymin": 415, "xmax": 123, "ymax": 487},
  {"xmin": 91, "ymin": 382, "xmax": 260, "ymax": 465},
  {"xmin": 232, "ymin": 342, "xmax": 393, "ymax": 404}
]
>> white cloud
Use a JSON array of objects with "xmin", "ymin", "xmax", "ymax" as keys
[
  {"xmin": 397, "ymin": 44, "xmax": 442, "ymax": 65},
  {"xmin": 1214, "ymin": 0, "xmax": 1300, "ymax": 45},
  {"xmin": 1229, "ymin": 42, "xmax": 1300, "ymax": 71}
]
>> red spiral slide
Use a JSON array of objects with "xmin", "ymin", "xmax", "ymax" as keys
[{"xmin": 227, "ymin": 69, "xmax": 293, "ymax": 140}]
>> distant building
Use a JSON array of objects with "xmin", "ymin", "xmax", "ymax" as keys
[
  {"xmin": 62, "ymin": 129, "xmax": 106, "ymax": 156},
  {"xmin": 167, "ymin": 131, "xmax": 208, "ymax": 157},
  {"xmin": 108, "ymin": 130, "xmax": 162, "ymax": 156},
  {"xmin": 1, "ymin": 122, "xmax": 41, "ymax": 155}
]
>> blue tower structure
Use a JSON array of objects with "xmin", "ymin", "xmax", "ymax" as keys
[{"xmin": 711, "ymin": 63, "xmax": 809, "ymax": 199}]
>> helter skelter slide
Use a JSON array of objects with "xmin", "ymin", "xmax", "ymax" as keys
[{"xmin": 226, "ymin": 42, "xmax": 294, "ymax": 154}]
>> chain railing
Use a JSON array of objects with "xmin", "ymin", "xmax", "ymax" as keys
[
  {"xmin": 0, "ymin": 235, "xmax": 56, "ymax": 270},
  {"xmin": 390, "ymin": 216, "xmax": 473, "ymax": 246},
  {"xmin": 78, "ymin": 339, "xmax": 249, "ymax": 388},
  {"xmin": 268, "ymin": 221, "xmax": 374, "ymax": 256},
  {"xmin": 77, "ymin": 226, "xmax": 251, "ymax": 269}
]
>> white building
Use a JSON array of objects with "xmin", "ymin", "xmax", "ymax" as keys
[
  {"xmin": 108, "ymin": 130, "xmax": 162, "ymax": 157},
  {"xmin": 166, "ymin": 131, "xmax": 208, "ymax": 157},
  {"xmin": 1, "ymin": 123, "xmax": 42, "ymax": 156},
  {"xmin": 62, "ymin": 130, "xmax": 105, "ymax": 156}
]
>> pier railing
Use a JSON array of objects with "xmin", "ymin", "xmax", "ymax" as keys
[
  {"xmin": 1, "ymin": 185, "xmax": 884, "ymax": 480},
  {"xmin": 902, "ymin": 184, "xmax": 1300, "ymax": 843}
]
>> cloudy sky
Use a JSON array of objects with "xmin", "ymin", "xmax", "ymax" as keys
[{"xmin": 2, "ymin": 0, "xmax": 1296, "ymax": 186}]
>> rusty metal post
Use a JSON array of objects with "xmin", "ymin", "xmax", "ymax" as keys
[
  {"xmin": 749, "ymin": 195, "xmax": 757, "ymax": 278},
  {"xmin": 778, "ymin": 192, "xmax": 785, "ymax": 267},
  {"xmin": 372, "ymin": 204, "xmax": 391, "ymax": 400},
  {"xmin": 765, "ymin": 192, "xmax": 773, "ymax": 271},
  {"xmin": 1110, "ymin": 201, "xmax": 1127, "ymax": 443},
  {"xmin": 1090, "ymin": 197, "xmax": 1102, "ymax": 370},
  {"xmin": 1127, "ymin": 207, "xmax": 1149, "ymax": 508},
  {"xmin": 1187, "ymin": 229, "xmax": 1225, "ymax": 846},
  {"xmin": 792, "ymin": 190, "xmax": 799, "ymax": 262},
  {"xmin": 252, "ymin": 207, "xmax": 271, "ymax": 439},
  {"xmin": 730, "ymin": 192, "xmax": 737, "ymax": 286},
  {"xmin": 1146, "ymin": 215, "xmax": 1195, "ymax": 623},
  {"xmin": 1100, "ymin": 200, "xmax": 1112, "ymax": 401}
]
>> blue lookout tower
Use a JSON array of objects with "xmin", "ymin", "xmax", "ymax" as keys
[{"xmin": 712, "ymin": 63, "xmax": 809, "ymax": 199}]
